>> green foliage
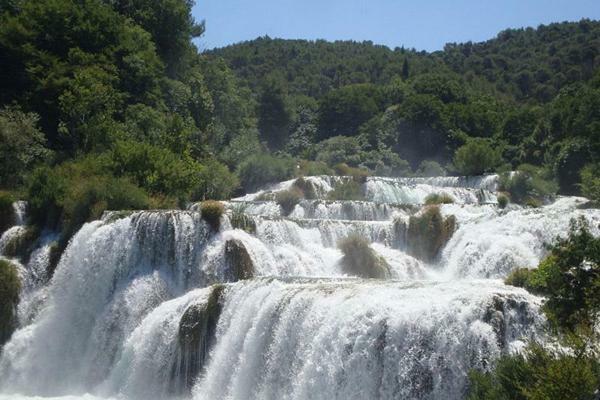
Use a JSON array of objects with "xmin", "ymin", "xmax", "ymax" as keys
[
  {"xmin": 0, "ymin": 192, "xmax": 16, "ymax": 234},
  {"xmin": 258, "ymin": 75, "xmax": 292, "ymax": 149},
  {"xmin": 200, "ymin": 200, "xmax": 224, "ymax": 231},
  {"xmin": 424, "ymin": 193, "xmax": 454, "ymax": 205},
  {"xmin": 467, "ymin": 343, "xmax": 600, "ymax": 400},
  {"xmin": 0, "ymin": 107, "xmax": 50, "ymax": 188},
  {"xmin": 407, "ymin": 206, "xmax": 456, "ymax": 262},
  {"xmin": 453, "ymin": 139, "xmax": 503, "ymax": 176},
  {"xmin": 505, "ymin": 218, "xmax": 600, "ymax": 334},
  {"xmin": 479, "ymin": 217, "xmax": 600, "ymax": 400},
  {"xmin": 499, "ymin": 164, "xmax": 558, "ymax": 204},
  {"xmin": 0, "ymin": 258, "xmax": 20, "ymax": 345},
  {"xmin": 192, "ymin": 158, "xmax": 239, "ymax": 201},
  {"xmin": 332, "ymin": 163, "xmax": 370, "ymax": 182},
  {"xmin": 317, "ymin": 84, "xmax": 383, "ymax": 140},
  {"xmin": 316, "ymin": 136, "xmax": 364, "ymax": 167},
  {"xmin": 337, "ymin": 233, "xmax": 390, "ymax": 279},
  {"xmin": 296, "ymin": 160, "xmax": 333, "ymax": 177},
  {"xmin": 504, "ymin": 267, "xmax": 537, "ymax": 289},
  {"xmin": 416, "ymin": 160, "xmax": 446, "ymax": 177},
  {"xmin": 236, "ymin": 154, "xmax": 294, "ymax": 192},
  {"xmin": 534, "ymin": 219, "xmax": 599, "ymax": 332},
  {"xmin": 497, "ymin": 193, "xmax": 509, "ymax": 209},
  {"xmin": 327, "ymin": 180, "xmax": 365, "ymax": 201},
  {"xmin": 26, "ymin": 157, "xmax": 149, "ymax": 238},
  {"xmin": 275, "ymin": 188, "xmax": 303, "ymax": 215},
  {"xmin": 110, "ymin": 140, "xmax": 199, "ymax": 199},
  {"xmin": 580, "ymin": 163, "xmax": 600, "ymax": 202}
]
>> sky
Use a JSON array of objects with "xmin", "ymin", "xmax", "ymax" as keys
[{"xmin": 192, "ymin": 0, "xmax": 600, "ymax": 52}]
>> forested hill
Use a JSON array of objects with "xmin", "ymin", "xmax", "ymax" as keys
[
  {"xmin": 210, "ymin": 20, "xmax": 600, "ymax": 102},
  {"xmin": 207, "ymin": 20, "xmax": 599, "ymax": 193}
]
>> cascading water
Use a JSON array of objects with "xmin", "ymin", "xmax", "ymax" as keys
[{"xmin": 1, "ymin": 176, "xmax": 599, "ymax": 400}]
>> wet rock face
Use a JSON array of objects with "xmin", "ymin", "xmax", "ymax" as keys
[
  {"xmin": 170, "ymin": 285, "xmax": 224, "ymax": 394},
  {"xmin": 0, "ymin": 259, "xmax": 20, "ymax": 347},
  {"xmin": 224, "ymin": 239, "xmax": 254, "ymax": 282},
  {"xmin": 407, "ymin": 206, "xmax": 456, "ymax": 263}
]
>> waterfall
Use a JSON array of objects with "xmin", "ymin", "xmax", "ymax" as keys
[{"xmin": 1, "ymin": 176, "xmax": 599, "ymax": 400}]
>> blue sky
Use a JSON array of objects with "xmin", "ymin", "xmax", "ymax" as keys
[{"xmin": 192, "ymin": 0, "xmax": 600, "ymax": 52}]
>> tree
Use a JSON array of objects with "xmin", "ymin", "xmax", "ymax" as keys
[
  {"xmin": 453, "ymin": 139, "xmax": 503, "ymax": 176},
  {"xmin": 401, "ymin": 58, "xmax": 410, "ymax": 80},
  {"xmin": 317, "ymin": 84, "xmax": 382, "ymax": 140},
  {"xmin": 258, "ymin": 75, "xmax": 292, "ymax": 150},
  {"xmin": 0, "ymin": 107, "xmax": 50, "ymax": 187}
]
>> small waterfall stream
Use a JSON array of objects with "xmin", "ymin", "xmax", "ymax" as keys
[{"xmin": 1, "ymin": 175, "xmax": 599, "ymax": 400}]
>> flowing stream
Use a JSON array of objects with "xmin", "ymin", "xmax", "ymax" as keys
[{"xmin": 1, "ymin": 175, "xmax": 599, "ymax": 400}]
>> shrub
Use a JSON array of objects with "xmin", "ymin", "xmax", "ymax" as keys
[
  {"xmin": 192, "ymin": 158, "xmax": 239, "ymax": 201},
  {"xmin": 296, "ymin": 160, "xmax": 333, "ymax": 177},
  {"xmin": 504, "ymin": 267, "xmax": 537, "ymax": 289},
  {"xmin": 200, "ymin": 201, "xmax": 224, "ymax": 231},
  {"xmin": 0, "ymin": 191, "xmax": 15, "ymax": 234},
  {"xmin": 0, "ymin": 259, "xmax": 20, "ymax": 345},
  {"xmin": 275, "ymin": 187, "xmax": 303, "ymax": 215},
  {"xmin": 111, "ymin": 140, "xmax": 200, "ymax": 200},
  {"xmin": 416, "ymin": 160, "xmax": 447, "ymax": 177},
  {"xmin": 327, "ymin": 180, "xmax": 365, "ymax": 201},
  {"xmin": 453, "ymin": 139, "xmax": 503, "ymax": 176},
  {"xmin": 315, "ymin": 136, "xmax": 364, "ymax": 166},
  {"xmin": 61, "ymin": 175, "xmax": 150, "ymax": 238},
  {"xmin": 337, "ymin": 234, "xmax": 390, "ymax": 279},
  {"xmin": 424, "ymin": 193, "xmax": 454, "ymax": 205},
  {"xmin": 467, "ymin": 343, "xmax": 600, "ymax": 400},
  {"xmin": 292, "ymin": 177, "xmax": 317, "ymax": 199},
  {"xmin": 497, "ymin": 193, "xmax": 509, "ymax": 209},
  {"xmin": 333, "ymin": 163, "xmax": 370, "ymax": 183},
  {"xmin": 229, "ymin": 203, "xmax": 256, "ymax": 234},
  {"xmin": 499, "ymin": 164, "xmax": 557, "ymax": 205},
  {"xmin": 407, "ymin": 206, "xmax": 456, "ymax": 262},
  {"xmin": 236, "ymin": 153, "xmax": 294, "ymax": 192},
  {"xmin": 580, "ymin": 163, "xmax": 600, "ymax": 202}
]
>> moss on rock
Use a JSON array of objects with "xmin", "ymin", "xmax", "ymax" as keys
[
  {"xmin": 224, "ymin": 239, "xmax": 254, "ymax": 281},
  {"xmin": 170, "ymin": 284, "xmax": 225, "ymax": 394},
  {"xmin": 424, "ymin": 193, "xmax": 454, "ymax": 205},
  {"xmin": 407, "ymin": 206, "xmax": 456, "ymax": 262},
  {"xmin": 1, "ymin": 225, "xmax": 39, "ymax": 259},
  {"xmin": 337, "ymin": 233, "xmax": 390, "ymax": 279},
  {"xmin": 0, "ymin": 259, "xmax": 21, "ymax": 346},
  {"xmin": 292, "ymin": 177, "xmax": 317, "ymax": 200},
  {"xmin": 275, "ymin": 187, "xmax": 303, "ymax": 215},
  {"xmin": 229, "ymin": 204, "xmax": 256, "ymax": 234}
]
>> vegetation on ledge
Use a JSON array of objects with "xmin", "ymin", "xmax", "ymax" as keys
[
  {"xmin": 200, "ymin": 201, "xmax": 224, "ymax": 231},
  {"xmin": 407, "ymin": 206, "xmax": 456, "ymax": 262},
  {"xmin": 337, "ymin": 234, "xmax": 390, "ymax": 279}
]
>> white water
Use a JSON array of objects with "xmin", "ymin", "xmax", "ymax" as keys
[{"xmin": 1, "ymin": 177, "xmax": 599, "ymax": 400}]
